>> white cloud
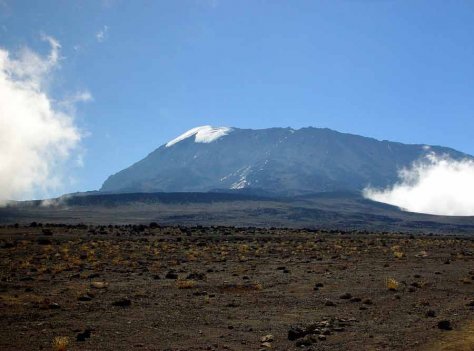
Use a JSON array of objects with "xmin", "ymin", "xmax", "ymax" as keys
[
  {"xmin": 0, "ymin": 36, "xmax": 87, "ymax": 202},
  {"xmin": 58, "ymin": 90, "xmax": 93, "ymax": 114},
  {"xmin": 96, "ymin": 25, "xmax": 109, "ymax": 43},
  {"xmin": 364, "ymin": 154, "xmax": 474, "ymax": 216}
]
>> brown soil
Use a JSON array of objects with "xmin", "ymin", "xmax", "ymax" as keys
[{"xmin": 0, "ymin": 225, "xmax": 473, "ymax": 350}]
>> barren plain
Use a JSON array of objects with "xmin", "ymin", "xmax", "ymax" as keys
[{"xmin": 1, "ymin": 224, "xmax": 473, "ymax": 350}]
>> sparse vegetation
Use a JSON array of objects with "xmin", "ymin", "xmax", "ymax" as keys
[
  {"xmin": 52, "ymin": 336, "xmax": 70, "ymax": 351},
  {"xmin": 176, "ymin": 279, "xmax": 197, "ymax": 289},
  {"xmin": 0, "ymin": 224, "xmax": 473, "ymax": 350},
  {"xmin": 386, "ymin": 277, "xmax": 400, "ymax": 291}
]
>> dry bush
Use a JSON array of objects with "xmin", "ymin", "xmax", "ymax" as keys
[
  {"xmin": 393, "ymin": 251, "xmax": 405, "ymax": 259},
  {"xmin": 386, "ymin": 277, "xmax": 400, "ymax": 291},
  {"xmin": 52, "ymin": 336, "xmax": 70, "ymax": 351},
  {"xmin": 391, "ymin": 245, "xmax": 405, "ymax": 259},
  {"xmin": 176, "ymin": 279, "xmax": 197, "ymax": 289},
  {"xmin": 238, "ymin": 244, "xmax": 249, "ymax": 254}
]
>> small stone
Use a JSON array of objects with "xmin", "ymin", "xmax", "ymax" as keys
[
  {"xmin": 226, "ymin": 302, "xmax": 239, "ymax": 308},
  {"xmin": 260, "ymin": 342, "xmax": 272, "ymax": 348},
  {"xmin": 425, "ymin": 310, "xmax": 436, "ymax": 318},
  {"xmin": 186, "ymin": 272, "xmax": 206, "ymax": 280},
  {"xmin": 321, "ymin": 328, "xmax": 331, "ymax": 335},
  {"xmin": 295, "ymin": 335, "xmax": 313, "ymax": 347},
  {"xmin": 165, "ymin": 271, "xmax": 178, "ymax": 279},
  {"xmin": 112, "ymin": 298, "xmax": 131, "ymax": 307},
  {"xmin": 78, "ymin": 295, "xmax": 92, "ymax": 302},
  {"xmin": 362, "ymin": 298, "xmax": 373, "ymax": 305},
  {"xmin": 260, "ymin": 334, "xmax": 274, "ymax": 343},
  {"xmin": 340, "ymin": 293, "xmax": 352, "ymax": 299},
  {"xmin": 76, "ymin": 329, "xmax": 92, "ymax": 341},
  {"xmin": 437, "ymin": 320, "xmax": 452, "ymax": 330},
  {"xmin": 37, "ymin": 238, "xmax": 52, "ymax": 245},
  {"xmin": 318, "ymin": 334, "xmax": 327, "ymax": 341},
  {"xmin": 325, "ymin": 299, "xmax": 336, "ymax": 306},
  {"xmin": 288, "ymin": 326, "xmax": 305, "ymax": 341},
  {"xmin": 91, "ymin": 281, "xmax": 108, "ymax": 289},
  {"xmin": 49, "ymin": 302, "xmax": 61, "ymax": 309}
]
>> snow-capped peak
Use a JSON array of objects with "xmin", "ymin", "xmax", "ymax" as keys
[{"xmin": 166, "ymin": 125, "xmax": 232, "ymax": 147}]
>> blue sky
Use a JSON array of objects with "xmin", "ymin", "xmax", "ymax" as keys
[{"xmin": 1, "ymin": 0, "xmax": 473, "ymax": 195}]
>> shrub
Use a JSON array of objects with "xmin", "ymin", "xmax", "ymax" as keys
[
  {"xmin": 176, "ymin": 279, "xmax": 197, "ymax": 289},
  {"xmin": 386, "ymin": 277, "xmax": 399, "ymax": 291},
  {"xmin": 52, "ymin": 336, "xmax": 70, "ymax": 351},
  {"xmin": 393, "ymin": 251, "xmax": 405, "ymax": 259}
]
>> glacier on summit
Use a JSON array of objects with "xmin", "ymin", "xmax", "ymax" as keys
[{"xmin": 166, "ymin": 126, "xmax": 232, "ymax": 147}]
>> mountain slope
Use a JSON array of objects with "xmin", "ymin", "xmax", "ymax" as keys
[{"xmin": 101, "ymin": 126, "xmax": 471, "ymax": 195}]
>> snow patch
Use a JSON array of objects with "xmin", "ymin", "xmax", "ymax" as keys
[
  {"xmin": 231, "ymin": 179, "xmax": 248, "ymax": 189},
  {"xmin": 231, "ymin": 166, "xmax": 252, "ymax": 189},
  {"xmin": 166, "ymin": 126, "xmax": 232, "ymax": 147}
]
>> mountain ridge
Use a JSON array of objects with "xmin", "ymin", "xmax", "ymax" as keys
[
  {"xmin": 101, "ymin": 126, "xmax": 472, "ymax": 195},
  {"xmin": 2, "ymin": 190, "xmax": 474, "ymax": 234}
]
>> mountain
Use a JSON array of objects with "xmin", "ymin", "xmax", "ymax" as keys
[{"xmin": 100, "ymin": 126, "xmax": 471, "ymax": 195}]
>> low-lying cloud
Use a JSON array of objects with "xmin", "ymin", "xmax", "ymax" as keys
[
  {"xmin": 0, "ymin": 36, "xmax": 87, "ymax": 202},
  {"xmin": 364, "ymin": 154, "xmax": 474, "ymax": 216}
]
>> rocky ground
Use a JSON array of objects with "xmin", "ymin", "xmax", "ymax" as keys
[{"xmin": 0, "ymin": 224, "xmax": 473, "ymax": 351}]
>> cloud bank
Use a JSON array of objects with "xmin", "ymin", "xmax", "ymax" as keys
[
  {"xmin": 0, "ymin": 36, "xmax": 86, "ymax": 202},
  {"xmin": 364, "ymin": 154, "xmax": 474, "ymax": 216}
]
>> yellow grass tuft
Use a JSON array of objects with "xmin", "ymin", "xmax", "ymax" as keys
[
  {"xmin": 386, "ymin": 277, "xmax": 400, "ymax": 291},
  {"xmin": 393, "ymin": 251, "xmax": 405, "ymax": 259},
  {"xmin": 176, "ymin": 279, "xmax": 197, "ymax": 289},
  {"xmin": 52, "ymin": 336, "xmax": 70, "ymax": 351}
]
